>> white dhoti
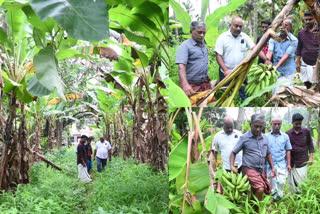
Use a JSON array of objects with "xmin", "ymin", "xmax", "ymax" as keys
[
  {"xmin": 78, "ymin": 164, "xmax": 92, "ymax": 183},
  {"xmin": 267, "ymin": 165, "xmax": 288, "ymax": 199},
  {"xmin": 300, "ymin": 60, "xmax": 315, "ymax": 83},
  {"xmin": 288, "ymin": 165, "xmax": 307, "ymax": 193},
  {"xmin": 272, "ymin": 73, "xmax": 295, "ymax": 94}
]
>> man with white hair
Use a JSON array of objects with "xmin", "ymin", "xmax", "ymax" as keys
[
  {"xmin": 176, "ymin": 21, "xmax": 211, "ymax": 97},
  {"xmin": 211, "ymin": 117, "xmax": 242, "ymax": 173},
  {"xmin": 231, "ymin": 113, "xmax": 277, "ymax": 201},
  {"xmin": 266, "ymin": 117, "xmax": 292, "ymax": 199},
  {"xmin": 267, "ymin": 19, "xmax": 298, "ymax": 93}
]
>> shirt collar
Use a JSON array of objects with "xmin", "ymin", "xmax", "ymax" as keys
[
  {"xmin": 302, "ymin": 24, "xmax": 319, "ymax": 33},
  {"xmin": 227, "ymin": 29, "xmax": 243, "ymax": 38},
  {"xmin": 271, "ymin": 130, "xmax": 282, "ymax": 135},
  {"xmin": 248, "ymin": 130, "xmax": 263, "ymax": 139},
  {"xmin": 190, "ymin": 37, "xmax": 205, "ymax": 46},
  {"xmin": 222, "ymin": 130, "xmax": 236, "ymax": 135}
]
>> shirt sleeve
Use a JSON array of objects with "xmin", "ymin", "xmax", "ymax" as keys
[
  {"xmin": 95, "ymin": 143, "xmax": 98, "ymax": 151},
  {"xmin": 175, "ymin": 42, "xmax": 189, "ymax": 64},
  {"xmin": 213, "ymin": 134, "xmax": 220, "ymax": 152},
  {"xmin": 285, "ymin": 38, "xmax": 298, "ymax": 56},
  {"xmin": 306, "ymin": 129, "xmax": 315, "ymax": 153},
  {"xmin": 245, "ymin": 34, "xmax": 255, "ymax": 49},
  {"xmin": 284, "ymin": 134, "xmax": 292, "ymax": 150},
  {"xmin": 214, "ymin": 34, "xmax": 224, "ymax": 56},
  {"xmin": 232, "ymin": 136, "xmax": 244, "ymax": 154},
  {"xmin": 296, "ymin": 32, "xmax": 302, "ymax": 56},
  {"xmin": 107, "ymin": 142, "xmax": 112, "ymax": 150},
  {"xmin": 268, "ymin": 39, "xmax": 275, "ymax": 51}
]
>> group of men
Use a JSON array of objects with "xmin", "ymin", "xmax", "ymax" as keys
[
  {"xmin": 212, "ymin": 113, "xmax": 314, "ymax": 201},
  {"xmin": 77, "ymin": 135, "xmax": 112, "ymax": 182},
  {"xmin": 176, "ymin": 11, "xmax": 319, "ymax": 101}
]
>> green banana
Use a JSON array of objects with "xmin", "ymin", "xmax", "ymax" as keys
[
  {"xmin": 259, "ymin": 72, "xmax": 266, "ymax": 81},
  {"xmin": 221, "ymin": 175, "xmax": 235, "ymax": 189},
  {"xmin": 231, "ymin": 172, "xmax": 236, "ymax": 185},
  {"xmin": 236, "ymin": 172, "xmax": 242, "ymax": 186}
]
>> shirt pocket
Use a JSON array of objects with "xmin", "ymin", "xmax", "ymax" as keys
[{"xmin": 240, "ymin": 42, "xmax": 247, "ymax": 52}]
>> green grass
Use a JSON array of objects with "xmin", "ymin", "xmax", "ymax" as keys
[{"xmin": 0, "ymin": 147, "xmax": 168, "ymax": 214}]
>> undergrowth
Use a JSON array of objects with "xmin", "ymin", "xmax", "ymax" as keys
[{"xmin": 0, "ymin": 147, "xmax": 168, "ymax": 214}]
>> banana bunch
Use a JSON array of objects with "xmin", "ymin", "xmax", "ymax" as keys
[
  {"xmin": 220, "ymin": 169, "xmax": 250, "ymax": 203},
  {"xmin": 245, "ymin": 63, "xmax": 280, "ymax": 96}
]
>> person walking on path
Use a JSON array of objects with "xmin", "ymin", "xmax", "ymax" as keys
[
  {"xmin": 94, "ymin": 136, "xmax": 112, "ymax": 172},
  {"xmin": 286, "ymin": 113, "xmax": 314, "ymax": 193},
  {"xmin": 84, "ymin": 137, "xmax": 93, "ymax": 173},
  {"xmin": 266, "ymin": 118, "xmax": 292, "ymax": 199},
  {"xmin": 77, "ymin": 135, "xmax": 92, "ymax": 182},
  {"xmin": 212, "ymin": 117, "xmax": 243, "ymax": 173},
  {"xmin": 230, "ymin": 113, "xmax": 277, "ymax": 201}
]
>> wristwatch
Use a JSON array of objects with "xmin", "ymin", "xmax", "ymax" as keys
[{"xmin": 265, "ymin": 57, "xmax": 270, "ymax": 61}]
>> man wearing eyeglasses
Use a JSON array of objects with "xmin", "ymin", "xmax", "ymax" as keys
[
  {"xmin": 176, "ymin": 21, "xmax": 211, "ymax": 97},
  {"xmin": 215, "ymin": 17, "xmax": 271, "ymax": 102}
]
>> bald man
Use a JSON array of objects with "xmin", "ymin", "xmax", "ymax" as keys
[
  {"xmin": 215, "ymin": 17, "xmax": 271, "ymax": 102},
  {"xmin": 211, "ymin": 117, "xmax": 242, "ymax": 172},
  {"xmin": 266, "ymin": 118, "xmax": 292, "ymax": 199}
]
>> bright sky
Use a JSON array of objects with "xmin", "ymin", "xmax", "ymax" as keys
[{"xmin": 169, "ymin": 0, "xmax": 228, "ymax": 18}]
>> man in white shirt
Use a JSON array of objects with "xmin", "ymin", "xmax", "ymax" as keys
[
  {"xmin": 215, "ymin": 17, "xmax": 271, "ymax": 102},
  {"xmin": 94, "ymin": 136, "xmax": 112, "ymax": 172},
  {"xmin": 212, "ymin": 117, "xmax": 243, "ymax": 173}
]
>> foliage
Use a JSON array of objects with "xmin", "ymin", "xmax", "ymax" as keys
[{"xmin": 0, "ymin": 147, "xmax": 168, "ymax": 213}]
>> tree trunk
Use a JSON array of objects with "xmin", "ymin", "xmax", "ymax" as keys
[
  {"xmin": 56, "ymin": 119, "xmax": 63, "ymax": 149},
  {"xmin": 48, "ymin": 116, "xmax": 56, "ymax": 151},
  {"xmin": 253, "ymin": 0, "xmax": 258, "ymax": 42},
  {"xmin": 236, "ymin": 107, "xmax": 245, "ymax": 131},
  {"xmin": 0, "ymin": 93, "xmax": 16, "ymax": 190}
]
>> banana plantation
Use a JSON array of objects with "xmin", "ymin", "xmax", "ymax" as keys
[
  {"xmin": 169, "ymin": 107, "xmax": 320, "ymax": 213},
  {"xmin": 0, "ymin": 0, "xmax": 169, "ymax": 213}
]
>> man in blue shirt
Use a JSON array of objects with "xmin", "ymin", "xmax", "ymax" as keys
[
  {"xmin": 266, "ymin": 118, "xmax": 292, "ymax": 199},
  {"xmin": 176, "ymin": 21, "xmax": 211, "ymax": 96},
  {"xmin": 267, "ymin": 19, "xmax": 298, "ymax": 94}
]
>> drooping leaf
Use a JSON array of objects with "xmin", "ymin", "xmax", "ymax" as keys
[
  {"xmin": 204, "ymin": 187, "xmax": 239, "ymax": 213},
  {"xmin": 169, "ymin": 0, "xmax": 191, "ymax": 34},
  {"xmin": 169, "ymin": 136, "xmax": 188, "ymax": 181},
  {"xmin": 2, "ymin": 71, "xmax": 22, "ymax": 93},
  {"xmin": 201, "ymin": 0, "xmax": 210, "ymax": 21},
  {"xmin": 22, "ymin": 6, "xmax": 55, "ymax": 33},
  {"xmin": 134, "ymin": 49, "xmax": 149, "ymax": 68},
  {"xmin": 109, "ymin": 5, "xmax": 162, "ymax": 44},
  {"xmin": 132, "ymin": 1, "xmax": 164, "ymax": 24},
  {"xmin": 30, "ymin": 0, "xmax": 109, "ymax": 41},
  {"xmin": 188, "ymin": 162, "xmax": 210, "ymax": 194},
  {"xmin": 31, "ymin": 46, "xmax": 65, "ymax": 100},
  {"xmin": 205, "ymin": 0, "xmax": 246, "ymax": 47},
  {"xmin": 17, "ymin": 75, "xmax": 34, "ymax": 103},
  {"xmin": 27, "ymin": 75, "xmax": 52, "ymax": 97},
  {"xmin": 165, "ymin": 78, "xmax": 191, "ymax": 107}
]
